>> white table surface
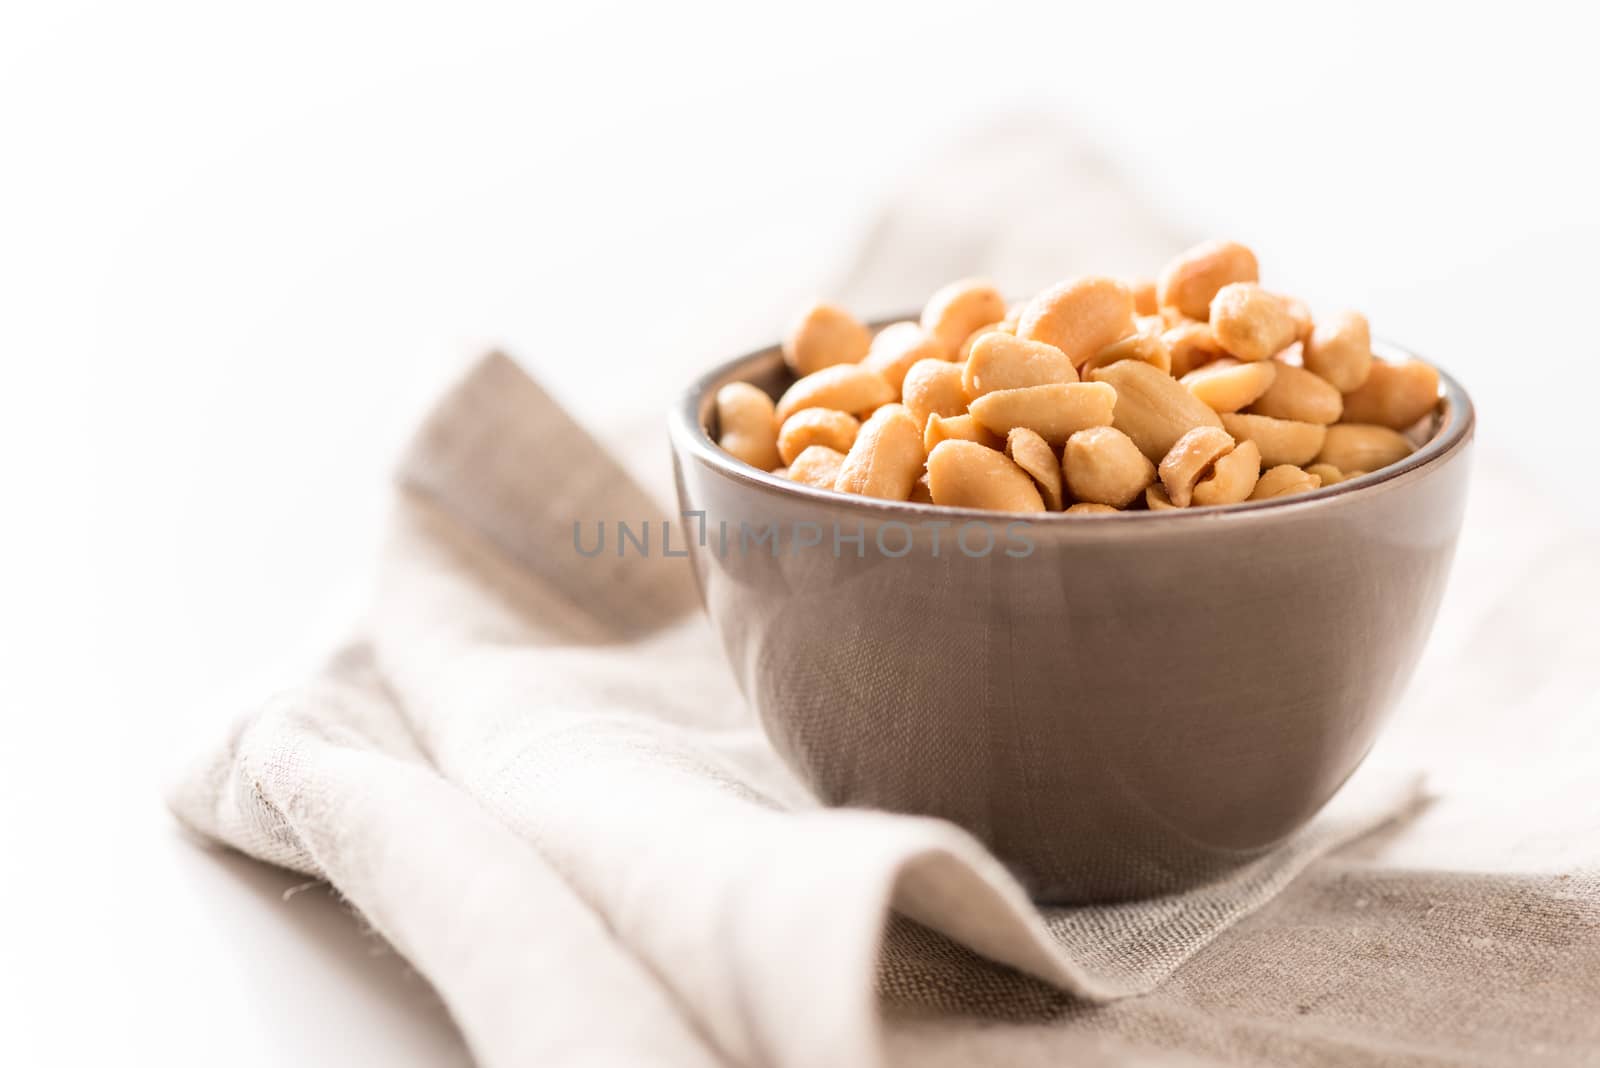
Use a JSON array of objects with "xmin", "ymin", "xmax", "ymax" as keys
[{"xmin": 3, "ymin": 3, "xmax": 1596, "ymax": 1064}]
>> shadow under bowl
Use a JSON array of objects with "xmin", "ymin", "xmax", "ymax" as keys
[{"xmin": 669, "ymin": 330, "xmax": 1473, "ymax": 904}]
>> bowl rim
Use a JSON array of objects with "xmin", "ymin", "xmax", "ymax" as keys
[{"xmin": 670, "ymin": 320, "xmax": 1475, "ymax": 524}]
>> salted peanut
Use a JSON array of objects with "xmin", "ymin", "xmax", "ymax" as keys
[
  {"xmin": 1163, "ymin": 320, "xmax": 1226, "ymax": 378},
  {"xmin": 1062, "ymin": 426, "xmax": 1156, "ymax": 508},
  {"xmin": 1081, "ymin": 323, "xmax": 1172, "ymax": 375},
  {"xmin": 1159, "ymin": 426, "xmax": 1236, "ymax": 508},
  {"xmin": 909, "ymin": 471, "xmax": 934, "ymax": 504},
  {"xmin": 1066, "ymin": 502, "xmax": 1120, "ymax": 515},
  {"xmin": 1249, "ymin": 465, "xmax": 1322, "ymax": 501},
  {"xmin": 782, "ymin": 301, "xmax": 871, "ymax": 376},
  {"xmin": 968, "ymin": 382, "xmax": 1117, "ymax": 446},
  {"xmin": 777, "ymin": 407, "xmax": 859, "ymax": 465},
  {"xmin": 1219, "ymin": 412, "xmax": 1326, "ymax": 467},
  {"xmin": 1006, "ymin": 428, "xmax": 1064, "ymax": 510},
  {"xmin": 1089, "ymin": 360, "xmax": 1223, "ymax": 462},
  {"xmin": 1016, "ymin": 276, "xmax": 1137, "ymax": 367},
  {"xmin": 926, "ymin": 440, "xmax": 1045, "ymax": 513},
  {"xmin": 922, "ymin": 279, "xmax": 1008, "ymax": 356},
  {"xmin": 901, "ymin": 358, "xmax": 969, "ymax": 427},
  {"xmin": 1145, "ymin": 484, "xmax": 1180, "ymax": 511},
  {"xmin": 924, "ymin": 412, "xmax": 1001, "ymax": 452},
  {"xmin": 957, "ymin": 319, "xmax": 1012, "ymax": 361},
  {"xmin": 862, "ymin": 321, "xmax": 947, "ymax": 391},
  {"xmin": 1316, "ymin": 424, "xmax": 1414, "ymax": 473},
  {"xmin": 962, "ymin": 333, "xmax": 1077, "ymax": 398},
  {"xmin": 787, "ymin": 444, "xmax": 846, "ymax": 489},
  {"xmin": 1210, "ymin": 283, "xmax": 1298, "ymax": 362},
  {"xmin": 833, "ymin": 404, "xmax": 924, "ymax": 500},
  {"xmin": 1304, "ymin": 310, "xmax": 1374, "ymax": 393},
  {"xmin": 1192, "ymin": 439, "xmax": 1262, "ymax": 507},
  {"xmin": 1181, "ymin": 358, "xmax": 1277, "ymax": 413},
  {"xmin": 1157, "ymin": 240, "xmax": 1259, "ymax": 320},
  {"xmin": 1128, "ymin": 278, "xmax": 1159, "ymax": 316},
  {"xmin": 776, "ymin": 363, "xmax": 894, "ymax": 423},
  {"xmin": 1339, "ymin": 358, "xmax": 1440, "ymax": 429},
  {"xmin": 1305, "ymin": 462, "xmax": 1346, "ymax": 486},
  {"xmin": 715, "ymin": 382, "xmax": 781, "ymax": 470},
  {"xmin": 1282, "ymin": 296, "xmax": 1314, "ymax": 345},
  {"xmin": 1249, "ymin": 363, "xmax": 1343, "ymax": 425}
]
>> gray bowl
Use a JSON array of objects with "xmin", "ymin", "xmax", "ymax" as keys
[{"xmin": 669, "ymin": 330, "xmax": 1473, "ymax": 904}]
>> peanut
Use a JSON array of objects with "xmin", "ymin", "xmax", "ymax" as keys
[
  {"xmin": 777, "ymin": 407, "xmax": 860, "ymax": 466},
  {"xmin": 1219, "ymin": 412, "xmax": 1327, "ymax": 468},
  {"xmin": 1145, "ymin": 484, "xmax": 1180, "ymax": 511},
  {"xmin": 1181, "ymin": 358, "xmax": 1278, "ymax": 413},
  {"xmin": 1163, "ymin": 320, "xmax": 1226, "ymax": 378},
  {"xmin": 1210, "ymin": 283, "xmax": 1298, "ymax": 362},
  {"xmin": 1316, "ymin": 424, "xmax": 1414, "ymax": 473},
  {"xmin": 922, "ymin": 279, "xmax": 1007, "ymax": 356},
  {"xmin": 924, "ymin": 412, "xmax": 1001, "ymax": 453},
  {"xmin": 1305, "ymin": 462, "xmax": 1346, "ymax": 486},
  {"xmin": 1159, "ymin": 426, "xmax": 1236, "ymax": 508},
  {"xmin": 1157, "ymin": 240, "xmax": 1259, "ymax": 321},
  {"xmin": 715, "ymin": 382, "xmax": 781, "ymax": 470},
  {"xmin": 926, "ymin": 439, "xmax": 1045, "ymax": 513},
  {"xmin": 787, "ymin": 444, "xmax": 846, "ymax": 489},
  {"xmin": 783, "ymin": 301, "xmax": 870, "ymax": 376},
  {"xmin": 1304, "ymin": 310, "xmax": 1374, "ymax": 393},
  {"xmin": 909, "ymin": 471, "xmax": 934, "ymax": 504},
  {"xmin": 1088, "ymin": 359, "xmax": 1223, "ymax": 462},
  {"xmin": 1248, "ymin": 363, "xmax": 1343, "ymax": 425},
  {"xmin": 1062, "ymin": 426, "xmax": 1156, "ymax": 508},
  {"xmin": 1128, "ymin": 277, "xmax": 1159, "ymax": 316},
  {"xmin": 776, "ymin": 363, "xmax": 895, "ymax": 423},
  {"xmin": 967, "ymin": 381, "xmax": 1117, "ymax": 446},
  {"xmin": 1249, "ymin": 465, "xmax": 1322, "ymax": 501},
  {"xmin": 1191, "ymin": 439, "xmax": 1262, "ymax": 507},
  {"xmin": 862, "ymin": 321, "xmax": 947, "ymax": 391},
  {"xmin": 1283, "ymin": 296, "xmax": 1314, "ymax": 346},
  {"xmin": 958, "ymin": 318, "xmax": 1014, "ymax": 361},
  {"xmin": 962, "ymin": 332, "xmax": 1077, "ymax": 399},
  {"xmin": 1016, "ymin": 276, "xmax": 1137, "ymax": 367},
  {"xmin": 1081, "ymin": 322, "xmax": 1173, "ymax": 375},
  {"xmin": 1066, "ymin": 502, "xmax": 1120, "ymax": 515},
  {"xmin": 1339, "ymin": 358, "xmax": 1440, "ymax": 430},
  {"xmin": 901, "ymin": 358, "xmax": 969, "ymax": 428},
  {"xmin": 1006, "ymin": 427, "xmax": 1065, "ymax": 511},
  {"xmin": 833, "ymin": 404, "xmax": 924, "ymax": 500}
]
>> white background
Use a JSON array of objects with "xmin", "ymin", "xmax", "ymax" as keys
[{"xmin": 2, "ymin": 2, "xmax": 1597, "ymax": 1064}]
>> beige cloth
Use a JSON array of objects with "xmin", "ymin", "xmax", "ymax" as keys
[{"xmin": 170, "ymin": 124, "xmax": 1600, "ymax": 1066}]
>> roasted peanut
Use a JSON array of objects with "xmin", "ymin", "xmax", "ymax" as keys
[
  {"xmin": 776, "ymin": 363, "xmax": 895, "ymax": 423},
  {"xmin": 1157, "ymin": 240, "xmax": 1259, "ymax": 321},
  {"xmin": 1305, "ymin": 462, "xmax": 1346, "ymax": 486},
  {"xmin": 901, "ymin": 358, "xmax": 969, "ymax": 427},
  {"xmin": 1316, "ymin": 424, "xmax": 1414, "ymax": 473},
  {"xmin": 926, "ymin": 439, "xmax": 1045, "ymax": 513},
  {"xmin": 1339, "ymin": 358, "xmax": 1440, "ymax": 429},
  {"xmin": 1081, "ymin": 322, "xmax": 1172, "ymax": 375},
  {"xmin": 783, "ymin": 301, "xmax": 871, "ymax": 376},
  {"xmin": 962, "ymin": 333, "xmax": 1077, "ymax": 399},
  {"xmin": 1219, "ymin": 412, "xmax": 1327, "ymax": 468},
  {"xmin": 862, "ymin": 321, "xmax": 947, "ymax": 391},
  {"xmin": 909, "ymin": 471, "xmax": 934, "ymax": 504},
  {"xmin": 777, "ymin": 407, "xmax": 859, "ymax": 465},
  {"xmin": 1128, "ymin": 277, "xmax": 1159, "ymax": 316},
  {"xmin": 1016, "ymin": 276, "xmax": 1137, "ymax": 367},
  {"xmin": 1304, "ymin": 310, "xmax": 1374, "ymax": 393},
  {"xmin": 968, "ymin": 381, "xmax": 1117, "ymax": 446},
  {"xmin": 833, "ymin": 404, "xmax": 924, "ymax": 500},
  {"xmin": 1006, "ymin": 427, "xmax": 1064, "ymax": 511},
  {"xmin": 1163, "ymin": 320, "xmax": 1226, "ymax": 378},
  {"xmin": 1181, "ymin": 358, "xmax": 1277, "ymax": 413},
  {"xmin": 1089, "ymin": 359, "xmax": 1223, "ymax": 462},
  {"xmin": 958, "ymin": 319, "xmax": 1011, "ymax": 361},
  {"xmin": 924, "ymin": 412, "xmax": 1001, "ymax": 453},
  {"xmin": 715, "ymin": 382, "xmax": 781, "ymax": 470},
  {"xmin": 1062, "ymin": 426, "xmax": 1156, "ymax": 508},
  {"xmin": 1210, "ymin": 283, "xmax": 1298, "ymax": 362},
  {"xmin": 1191, "ymin": 439, "xmax": 1262, "ymax": 507},
  {"xmin": 1248, "ymin": 363, "xmax": 1343, "ymax": 425},
  {"xmin": 1283, "ymin": 296, "xmax": 1314, "ymax": 346},
  {"xmin": 1249, "ymin": 465, "xmax": 1322, "ymax": 501},
  {"xmin": 787, "ymin": 444, "xmax": 846, "ymax": 489},
  {"xmin": 1159, "ymin": 426, "xmax": 1236, "ymax": 508},
  {"xmin": 922, "ymin": 279, "xmax": 1008, "ymax": 356},
  {"xmin": 1145, "ymin": 484, "xmax": 1179, "ymax": 510},
  {"xmin": 1065, "ymin": 502, "xmax": 1120, "ymax": 515}
]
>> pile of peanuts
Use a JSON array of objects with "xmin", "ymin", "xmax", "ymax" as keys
[{"xmin": 715, "ymin": 240, "xmax": 1441, "ymax": 514}]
